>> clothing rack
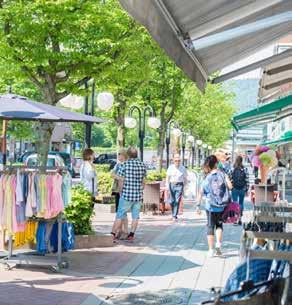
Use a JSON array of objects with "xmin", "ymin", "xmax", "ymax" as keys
[{"xmin": 0, "ymin": 166, "xmax": 70, "ymax": 272}]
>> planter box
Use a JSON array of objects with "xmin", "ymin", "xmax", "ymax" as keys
[
  {"xmin": 94, "ymin": 203, "xmax": 116, "ymax": 213},
  {"xmin": 143, "ymin": 181, "xmax": 161, "ymax": 213},
  {"xmin": 74, "ymin": 233, "xmax": 113, "ymax": 249}
]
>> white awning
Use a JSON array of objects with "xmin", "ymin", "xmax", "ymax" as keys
[{"xmin": 119, "ymin": 0, "xmax": 292, "ymax": 90}]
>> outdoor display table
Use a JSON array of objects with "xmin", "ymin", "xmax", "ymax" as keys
[{"xmin": 143, "ymin": 181, "xmax": 161, "ymax": 214}]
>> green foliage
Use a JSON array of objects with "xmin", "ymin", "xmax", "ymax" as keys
[
  {"xmin": 64, "ymin": 184, "xmax": 94, "ymax": 235},
  {"xmin": 176, "ymin": 82, "xmax": 236, "ymax": 148},
  {"xmin": 96, "ymin": 171, "xmax": 113, "ymax": 195},
  {"xmin": 95, "ymin": 164, "xmax": 111, "ymax": 173},
  {"xmin": 146, "ymin": 169, "xmax": 166, "ymax": 182}
]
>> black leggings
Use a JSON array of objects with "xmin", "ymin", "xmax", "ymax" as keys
[{"xmin": 206, "ymin": 210, "xmax": 223, "ymax": 236}]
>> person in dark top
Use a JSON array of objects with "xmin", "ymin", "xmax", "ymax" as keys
[{"xmin": 229, "ymin": 156, "xmax": 249, "ymax": 225}]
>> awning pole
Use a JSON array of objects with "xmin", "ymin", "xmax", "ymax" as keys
[
  {"xmin": 2, "ymin": 120, "xmax": 8, "ymax": 165},
  {"xmin": 231, "ymin": 129, "xmax": 237, "ymax": 163}
]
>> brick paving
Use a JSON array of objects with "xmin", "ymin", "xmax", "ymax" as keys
[{"xmin": 0, "ymin": 205, "xmax": 243, "ymax": 305}]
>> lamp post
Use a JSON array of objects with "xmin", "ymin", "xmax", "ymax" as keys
[
  {"xmin": 125, "ymin": 105, "xmax": 160, "ymax": 161},
  {"xmin": 196, "ymin": 139, "xmax": 202, "ymax": 167},
  {"xmin": 187, "ymin": 135, "xmax": 195, "ymax": 168},
  {"xmin": 166, "ymin": 120, "xmax": 179, "ymax": 168},
  {"xmin": 202, "ymin": 143, "xmax": 208, "ymax": 159},
  {"xmin": 181, "ymin": 132, "xmax": 187, "ymax": 166}
]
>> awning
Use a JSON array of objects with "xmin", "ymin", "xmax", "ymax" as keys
[
  {"xmin": 259, "ymin": 54, "xmax": 292, "ymax": 102},
  {"xmin": 0, "ymin": 94, "xmax": 104, "ymax": 123},
  {"xmin": 119, "ymin": 1, "xmax": 292, "ymax": 90},
  {"xmin": 232, "ymin": 94, "xmax": 292, "ymax": 130},
  {"xmin": 264, "ymin": 131, "xmax": 292, "ymax": 145}
]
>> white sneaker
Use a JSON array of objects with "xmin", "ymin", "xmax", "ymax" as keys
[
  {"xmin": 215, "ymin": 247, "xmax": 222, "ymax": 256},
  {"xmin": 207, "ymin": 249, "xmax": 215, "ymax": 258}
]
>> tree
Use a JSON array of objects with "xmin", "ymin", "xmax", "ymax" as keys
[
  {"xmin": 137, "ymin": 51, "xmax": 188, "ymax": 171},
  {"xmin": 0, "ymin": 0, "xmax": 140, "ymax": 164},
  {"xmin": 176, "ymin": 82, "xmax": 235, "ymax": 148}
]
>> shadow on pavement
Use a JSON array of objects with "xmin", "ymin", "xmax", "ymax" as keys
[{"xmin": 0, "ymin": 281, "xmax": 97, "ymax": 305}]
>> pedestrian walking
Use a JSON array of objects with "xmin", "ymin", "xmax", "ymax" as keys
[
  {"xmin": 111, "ymin": 148, "xmax": 128, "ymax": 239},
  {"xmin": 165, "ymin": 154, "xmax": 188, "ymax": 221},
  {"xmin": 229, "ymin": 156, "xmax": 249, "ymax": 225},
  {"xmin": 112, "ymin": 147, "xmax": 146, "ymax": 242},
  {"xmin": 80, "ymin": 148, "xmax": 98, "ymax": 197},
  {"xmin": 196, "ymin": 155, "xmax": 230, "ymax": 257}
]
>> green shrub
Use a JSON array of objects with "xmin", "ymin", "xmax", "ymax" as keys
[
  {"xmin": 95, "ymin": 164, "xmax": 111, "ymax": 172},
  {"xmin": 146, "ymin": 169, "xmax": 166, "ymax": 182},
  {"xmin": 64, "ymin": 184, "xmax": 94, "ymax": 235},
  {"xmin": 96, "ymin": 171, "xmax": 113, "ymax": 195}
]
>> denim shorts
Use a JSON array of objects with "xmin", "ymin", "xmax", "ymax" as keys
[{"xmin": 116, "ymin": 196, "xmax": 141, "ymax": 220}]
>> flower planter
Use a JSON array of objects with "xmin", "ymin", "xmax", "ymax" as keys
[{"xmin": 74, "ymin": 233, "xmax": 113, "ymax": 249}]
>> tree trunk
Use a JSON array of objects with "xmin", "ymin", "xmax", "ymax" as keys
[
  {"xmin": 115, "ymin": 95, "xmax": 126, "ymax": 149},
  {"xmin": 157, "ymin": 107, "xmax": 166, "ymax": 172},
  {"xmin": 35, "ymin": 121, "xmax": 55, "ymax": 167}
]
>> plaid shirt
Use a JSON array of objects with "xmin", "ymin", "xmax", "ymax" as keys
[{"xmin": 118, "ymin": 158, "xmax": 146, "ymax": 202}]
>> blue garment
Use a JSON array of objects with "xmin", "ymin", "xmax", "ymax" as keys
[
  {"xmin": 50, "ymin": 222, "xmax": 75, "ymax": 253},
  {"xmin": 169, "ymin": 183, "xmax": 184, "ymax": 218},
  {"xmin": 231, "ymin": 188, "xmax": 245, "ymax": 214},
  {"xmin": 22, "ymin": 173, "xmax": 29, "ymax": 200},
  {"xmin": 202, "ymin": 172, "xmax": 225, "ymax": 212},
  {"xmin": 36, "ymin": 221, "xmax": 75, "ymax": 254},
  {"xmin": 36, "ymin": 221, "xmax": 47, "ymax": 255},
  {"xmin": 62, "ymin": 173, "xmax": 72, "ymax": 206},
  {"xmin": 222, "ymin": 259, "xmax": 272, "ymax": 301}
]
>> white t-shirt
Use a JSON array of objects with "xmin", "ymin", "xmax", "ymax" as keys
[
  {"xmin": 166, "ymin": 164, "xmax": 187, "ymax": 184},
  {"xmin": 80, "ymin": 161, "xmax": 98, "ymax": 196}
]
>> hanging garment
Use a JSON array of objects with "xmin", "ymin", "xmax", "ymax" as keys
[
  {"xmin": 50, "ymin": 221, "xmax": 75, "ymax": 253},
  {"xmin": 14, "ymin": 221, "xmax": 38, "ymax": 247},
  {"xmin": 62, "ymin": 173, "xmax": 72, "ymax": 206}
]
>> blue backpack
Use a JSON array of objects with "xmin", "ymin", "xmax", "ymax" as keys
[{"xmin": 207, "ymin": 172, "xmax": 229, "ymax": 208}]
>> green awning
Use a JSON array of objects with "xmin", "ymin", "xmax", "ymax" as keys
[
  {"xmin": 232, "ymin": 94, "xmax": 292, "ymax": 130},
  {"xmin": 263, "ymin": 131, "xmax": 292, "ymax": 146}
]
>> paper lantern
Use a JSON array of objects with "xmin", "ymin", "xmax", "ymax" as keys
[
  {"xmin": 97, "ymin": 92, "xmax": 114, "ymax": 111},
  {"xmin": 147, "ymin": 117, "xmax": 161, "ymax": 129},
  {"xmin": 124, "ymin": 117, "xmax": 137, "ymax": 129}
]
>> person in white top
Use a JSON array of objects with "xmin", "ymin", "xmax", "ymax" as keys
[
  {"xmin": 80, "ymin": 148, "xmax": 98, "ymax": 196},
  {"xmin": 166, "ymin": 154, "xmax": 187, "ymax": 220}
]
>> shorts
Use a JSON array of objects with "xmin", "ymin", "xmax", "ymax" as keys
[
  {"xmin": 116, "ymin": 197, "xmax": 141, "ymax": 220},
  {"xmin": 206, "ymin": 210, "xmax": 223, "ymax": 235}
]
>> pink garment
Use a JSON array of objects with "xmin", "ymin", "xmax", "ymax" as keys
[
  {"xmin": 0, "ymin": 175, "xmax": 6, "ymax": 229},
  {"xmin": 25, "ymin": 173, "xmax": 36, "ymax": 217},
  {"xmin": 44, "ymin": 175, "xmax": 53, "ymax": 219},
  {"xmin": 51, "ymin": 174, "xmax": 64, "ymax": 217}
]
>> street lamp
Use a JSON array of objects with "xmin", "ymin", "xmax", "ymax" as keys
[
  {"xmin": 125, "ymin": 105, "xmax": 160, "ymax": 161},
  {"xmin": 187, "ymin": 135, "xmax": 195, "ymax": 168},
  {"xmin": 196, "ymin": 139, "xmax": 202, "ymax": 167},
  {"xmin": 181, "ymin": 132, "xmax": 187, "ymax": 166},
  {"xmin": 202, "ymin": 143, "xmax": 208, "ymax": 159},
  {"xmin": 166, "ymin": 120, "xmax": 178, "ymax": 168}
]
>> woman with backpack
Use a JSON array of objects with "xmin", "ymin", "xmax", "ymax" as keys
[
  {"xmin": 229, "ymin": 156, "xmax": 249, "ymax": 225},
  {"xmin": 196, "ymin": 155, "xmax": 230, "ymax": 258}
]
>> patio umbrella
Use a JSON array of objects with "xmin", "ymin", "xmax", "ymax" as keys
[{"xmin": 0, "ymin": 94, "xmax": 104, "ymax": 123}]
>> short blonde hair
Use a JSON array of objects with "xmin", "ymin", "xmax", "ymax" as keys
[{"xmin": 118, "ymin": 148, "xmax": 128, "ymax": 159}]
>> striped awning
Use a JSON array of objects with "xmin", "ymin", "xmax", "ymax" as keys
[{"xmin": 233, "ymin": 94, "xmax": 292, "ymax": 130}]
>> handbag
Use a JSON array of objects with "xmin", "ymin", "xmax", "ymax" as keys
[{"xmin": 222, "ymin": 201, "xmax": 241, "ymax": 224}]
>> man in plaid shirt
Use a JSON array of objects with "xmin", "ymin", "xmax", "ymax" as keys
[{"xmin": 112, "ymin": 147, "xmax": 146, "ymax": 242}]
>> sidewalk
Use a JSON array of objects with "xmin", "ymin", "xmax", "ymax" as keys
[{"xmin": 0, "ymin": 205, "xmax": 242, "ymax": 305}]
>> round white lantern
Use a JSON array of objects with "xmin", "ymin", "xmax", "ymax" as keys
[
  {"xmin": 208, "ymin": 145, "xmax": 212, "ymax": 150},
  {"xmin": 196, "ymin": 139, "xmax": 203, "ymax": 146},
  {"xmin": 202, "ymin": 143, "xmax": 208, "ymax": 149},
  {"xmin": 147, "ymin": 117, "xmax": 161, "ymax": 129},
  {"xmin": 97, "ymin": 92, "xmax": 114, "ymax": 111},
  {"xmin": 59, "ymin": 94, "xmax": 84, "ymax": 110},
  {"xmin": 187, "ymin": 135, "xmax": 194, "ymax": 143},
  {"xmin": 124, "ymin": 117, "xmax": 137, "ymax": 129},
  {"xmin": 172, "ymin": 128, "xmax": 182, "ymax": 137}
]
